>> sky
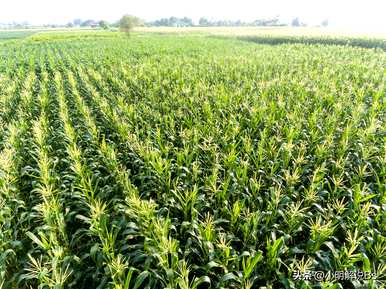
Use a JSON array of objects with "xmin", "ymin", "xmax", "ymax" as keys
[{"xmin": 0, "ymin": 0, "xmax": 385, "ymax": 32}]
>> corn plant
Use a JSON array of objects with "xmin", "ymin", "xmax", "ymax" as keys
[{"xmin": 0, "ymin": 30, "xmax": 385, "ymax": 289}]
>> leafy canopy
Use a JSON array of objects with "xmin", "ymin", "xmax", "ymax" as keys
[{"xmin": 119, "ymin": 14, "xmax": 143, "ymax": 35}]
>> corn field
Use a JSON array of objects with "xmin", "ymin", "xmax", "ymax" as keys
[{"xmin": 0, "ymin": 31, "xmax": 385, "ymax": 289}]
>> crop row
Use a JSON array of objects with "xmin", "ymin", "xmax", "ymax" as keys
[{"xmin": 0, "ymin": 32, "xmax": 385, "ymax": 288}]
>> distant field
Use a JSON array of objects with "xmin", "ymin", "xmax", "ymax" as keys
[
  {"xmin": 0, "ymin": 30, "xmax": 385, "ymax": 289},
  {"xmin": 135, "ymin": 26, "xmax": 386, "ymax": 50},
  {"xmin": 0, "ymin": 28, "xmax": 109, "ymax": 42},
  {"xmin": 0, "ymin": 30, "xmax": 38, "ymax": 40},
  {"xmin": 135, "ymin": 26, "xmax": 386, "ymax": 38}
]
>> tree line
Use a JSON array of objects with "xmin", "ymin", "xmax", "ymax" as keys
[
  {"xmin": 0, "ymin": 15, "xmax": 328, "ymax": 31},
  {"xmin": 148, "ymin": 17, "xmax": 284, "ymax": 27},
  {"xmin": 66, "ymin": 15, "xmax": 328, "ymax": 30},
  {"xmin": 144, "ymin": 16, "xmax": 329, "ymax": 27}
]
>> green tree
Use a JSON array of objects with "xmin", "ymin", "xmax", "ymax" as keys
[
  {"xmin": 99, "ymin": 20, "xmax": 109, "ymax": 30},
  {"xmin": 291, "ymin": 17, "xmax": 300, "ymax": 27},
  {"xmin": 119, "ymin": 15, "xmax": 143, "ymax": 36},
  {"xmin": 321, "ymin": 19, "xmax": 329, "ymax": 27},
  {"xmin": 73, "ymin": 19, "xmax": 82, "ymax": 26},
  {"xmin": 199, "ymin": 17, "xmax": 210, "ymax": 26}
]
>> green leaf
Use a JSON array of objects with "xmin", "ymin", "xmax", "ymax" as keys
[
  {"xmin": 221, "ymin": 272, "xmax": 240, "ymax": 283},
  {"xmin": 133, "ymin": 271, "xmax": 150, "ymax": 289},
  {"xmin": 123, "ymin": 267, "xmax": 136, "ymax": 289},
  {"xmin": 192, "ymin": 276, "xmax": 211, "ymax": 288}
]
